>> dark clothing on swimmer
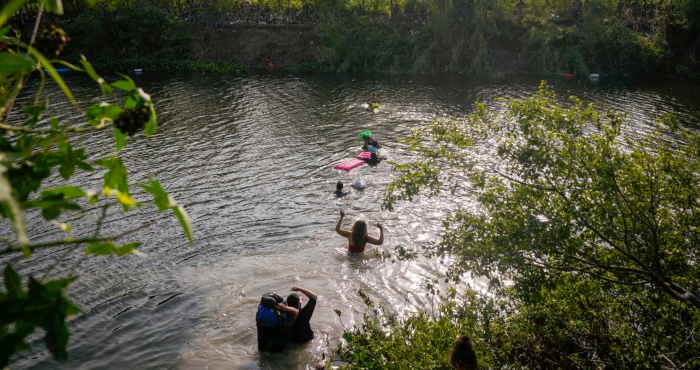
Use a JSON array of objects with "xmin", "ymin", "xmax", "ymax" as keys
[
  {"xmin": 289, "ymin": 297, "xmax": 316, "ymax": 342},
  {"xmin": 257, "ymin": 324, "xmax": 289, "ymax": 351},
  {"xmin": 362, "ymin": 136, "xmax": 380, "ymax": 150},
  {"xmin": 363, "ymin": 153, "xmax": 384, "ymax": 165},
  {"xmin": 335, "ymin": 181, "xmax": 348, "ymax": 197}
]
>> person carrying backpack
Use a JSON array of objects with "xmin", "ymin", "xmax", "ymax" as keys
[
  {"xmin": 256, "ymin": 292, "xmax": 292, "ymax": 351},
  {"xmin": 256, "ymin": 286, "xmax": 319, "ymax": 351}
]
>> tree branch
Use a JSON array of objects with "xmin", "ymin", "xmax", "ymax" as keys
[
  {"xmin": 0, "ymin": 122, "xmax": 99, "ymax": 135},
  {"xmin": 0, "ymin": 221, "xmax": 153, "ymax": 256},
  {"xmin": 525, "ymin": 258, "xmax": 649, "ymax": 286}
]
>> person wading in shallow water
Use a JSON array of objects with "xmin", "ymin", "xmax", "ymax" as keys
[
  {"xmin": 275, "ymin": 286, "xmax": 318, "ymax": 342},
  {"xmin": 335, "ymin": 209, "xmax": 383, "ymax": 253}
]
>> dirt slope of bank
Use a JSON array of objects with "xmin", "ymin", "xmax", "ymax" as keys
[{"xmin": 190, "ymin": 24, "xmax": 319, "ymax": 67}]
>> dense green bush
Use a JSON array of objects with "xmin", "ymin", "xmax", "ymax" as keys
[
  {"xmin": 338, "ymin": 289, "xmax": 493, "ymax": 369},
  {"xmin": 66, "ymin": 4, "xmax": 194, "ymax": 60},
  {"xmin": 317, "ymin": 14, "xmax": 417, "ymax": 73},
  {"xmin": 522, "ymin": 18, "xmax": 663, "ymax": 76},
  {"xmin": 341, "ymin": 275, "xmax": 700, "ymax": 369}
]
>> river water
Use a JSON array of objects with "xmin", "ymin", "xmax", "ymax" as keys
[{"xmin": 4, "ymin": 72, "xmax": 700, "ymax": 369}]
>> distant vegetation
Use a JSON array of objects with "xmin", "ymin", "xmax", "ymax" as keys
[{"xmin": 8, "ymin": 0, "xmax": 700, "ymax": 76}]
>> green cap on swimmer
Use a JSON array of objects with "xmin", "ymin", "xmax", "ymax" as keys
[{"xmin": 358, "ymin": 130, "xmax": 371, "ymax": 140}]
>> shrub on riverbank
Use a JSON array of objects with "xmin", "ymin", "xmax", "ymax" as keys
[
  {"xmin": 311, "ymin": 0, "xmax": 671, "ymax": 76},
  {"xmin": 316, "ymin": 14, "xmax": 418, "ymax": 73},
  {"xmin": 340, "ymin": 275, "xmax": 699, "ymax": 369},
  {"xmin": 65, "ymin": 5, "xmax": 194, "ymax": 60}
]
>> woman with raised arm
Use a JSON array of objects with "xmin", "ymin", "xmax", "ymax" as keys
[{"xmin": 335, "ymin": 209, "xmax": 383, "ymax": 253}]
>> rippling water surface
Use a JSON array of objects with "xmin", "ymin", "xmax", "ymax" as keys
[{"xmin": 4, "ymin": 72, "xmax": 700, "ymax": 369}]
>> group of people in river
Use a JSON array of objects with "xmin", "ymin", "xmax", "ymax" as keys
[{"xmin": 256, "ymin": 91, "xmax": 478, "ymax": 369}]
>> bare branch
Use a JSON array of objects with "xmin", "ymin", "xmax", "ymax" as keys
[{"xmin": 0, "ymin": 221, "xmax": 153, "ymax": 256}]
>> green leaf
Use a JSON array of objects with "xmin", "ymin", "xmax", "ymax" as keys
[
  {"xmin": 85, "ymin": 241, "xmax": 141, "ymax": 256},
  {"xmin": 79, "ymin": 56, "xmax": 112, "ymax": 94},
  {"xmin": 0, "ymin": 52, "xmax": 34, "ymax": 74},
  {"xmin": 57, "ymin": 142, "xmax": 91, "ymax": 180},
  {"xmin": 0, "ymin": 0, "xmax": 26, "ymax": 28},
  {"xmin": 115, "ymin": 191, "xmax": 139, "ymax": 207},
  {"xmin": 111, "ymin": 80, "xmax": 136, "ymax": 92},
  {"xmin": 95, "ymin": 156, "xmax": 129, "ymax": 195},
  {"xmin": 38, "ymin": 0, "xmax": 63, "ymax": 14},
  {"xmin": 0, "ymin": 172, "xmax": 29, "ymax": 250},
  {"xmin": 129, "ymin": 88, "xmax": 151, "ymax": 105},
  {"xmin": 0, "ymin": 25, "xmax": 10, "ymax": 37},
  {"xmin": 76, "ymin": 161, "xmax": 93, "ymax": 172},
  {"xmin": 41, "ymin": 186, "xmax": 86, "ymax": 199},
  {"xmin": 21, "ymin": 101, "xmax": 48, "ymax": 127},
  {"xmin": 144, "ymin": 108, "xmax": 157, "ymax": 136},
  {"xmin": 27, "ymin": 47, "xmax": 75, "ymax": 105},
  {"xmin": 115, "ymin": 242, "xmax": 141, "ymax": 256},
  {"xmin": 140, "ymin": 179, "xmax": 193, "ymax": 243},
  {"xmin": 140, "ymin": 179, "xmax": 172, "ymax": 211},
  {"xmin": 4, "ymin": 265, "xmax": 25, "ymax": 299},
  {"xmin": 86, "ymin": 103, "xmax": 103, "ymax": 120},
  {"xmin": 85, "ymin": 241, "xmax": 117, "ymax": 255},
  {"xmin": 86, "ymin": 103, "xmax": 121, "ymax": 128},
  {"xmin": 114, "ymin": 126, "xmax": 126, "ymax": 151},
  {"xmin": 42, "ymin": 276, "xmax": 72, "ymax": 292},
  {"xmin": 173, "ymin": 205, "xmax": 193, "ymax": 243},
  {"xmin": 44, "ymin": 313, "xmax": 69, "ymax": 362},
  {"xmin": 96, "ymin": 157, "xmax": 134, "ymax": 211}
]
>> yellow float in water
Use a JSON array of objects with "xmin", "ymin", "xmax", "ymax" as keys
[{"xmin": 370, "ymin": 103, "xmax": 379, "ymax": 109}]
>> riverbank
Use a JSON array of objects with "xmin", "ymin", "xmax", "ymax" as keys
[{"xmin": 42, "ymin": 3, "xmax": 698, "ymax": 78}]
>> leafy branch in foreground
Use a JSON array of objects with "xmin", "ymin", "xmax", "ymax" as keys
[
  {"xmin": 0, "ymin": 0, "xmax": 193, "ymax": 366},
  {"xmin": 379, "ymin": 81, "xmax": 700, "ymax": 368},
  {"xmin": 386, "ymin": 81, "xmax": 700, "ymax": 309}
]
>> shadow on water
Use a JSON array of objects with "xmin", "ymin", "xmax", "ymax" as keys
[{"xmin": 3, "ymin": 71, "xmax": 700, "ymax": 369}]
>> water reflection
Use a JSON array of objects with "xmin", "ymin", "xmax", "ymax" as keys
[{"xmin": 4, "ymin": 72, "xmax": 699, "ymax": 369}]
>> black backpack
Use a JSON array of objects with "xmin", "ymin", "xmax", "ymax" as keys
[{"xmin": 256, "ymin": 292, "xmax": 288, "ymax": 328}]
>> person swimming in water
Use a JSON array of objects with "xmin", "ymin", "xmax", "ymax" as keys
[
  {"xmin": 335, "ymin": 209, "xmax": 383, "ymax": 253},
  {"xmin": 366, "ymin": 91, "xmax": 380, "ymax": 105},
  {"xmin": 334, "ymin": 181, "xmax": 348, "ymax": 197}
]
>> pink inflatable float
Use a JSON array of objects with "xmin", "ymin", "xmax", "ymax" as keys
[{"xmin": 334, "ymin": 152, "xmax": 371, "ymax": 171}]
